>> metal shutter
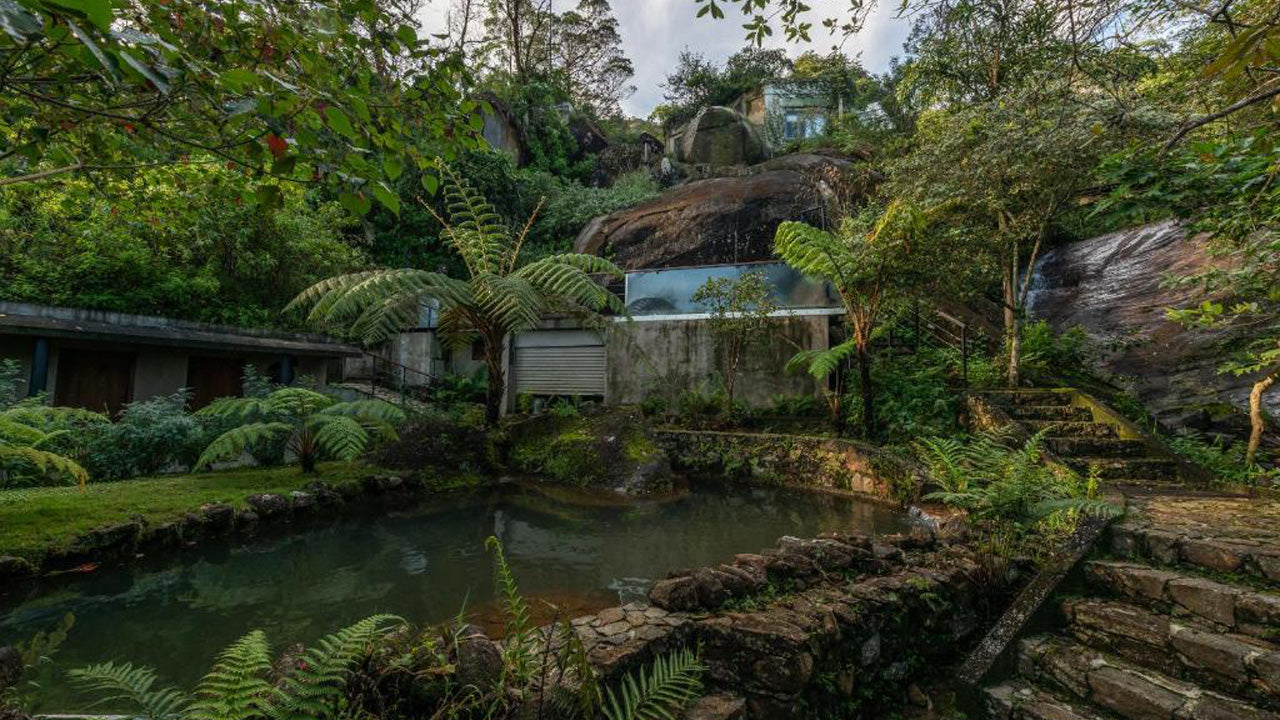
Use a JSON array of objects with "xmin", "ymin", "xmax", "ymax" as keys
[{"xmin": 513, "ymin": 332, "xmax": 606, "ymax": 397}]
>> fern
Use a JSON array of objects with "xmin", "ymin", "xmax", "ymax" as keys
[
  {"xmin": 69, "ymin": 662, "xmax": 189, "ymax": 719},
  {"xmin": 0, "ymin": 444, "xmax": 90, "ymax": 487},
  {"xmin": 195, "ymin": 422, "xmax": 292, "ymax": 470},
  {"xmin": 602, "ymin": 648, "xmax": 705, "ymax": 720},
  {"xmin": 187, "ymin": 630, "xmax": 273, "ymax": 720},
  {"xmin": 267, "ymin": 614, "xmax": 402, "ymax": 720}
]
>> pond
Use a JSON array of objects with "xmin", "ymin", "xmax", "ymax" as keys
[{"xmin": 0, "ymin": 480, "xmax": 909, "ymax": 712}]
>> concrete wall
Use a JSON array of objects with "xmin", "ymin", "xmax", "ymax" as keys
[{"xmin": 605, "ymin": 315, "xmax": 828, "ymax": 408}]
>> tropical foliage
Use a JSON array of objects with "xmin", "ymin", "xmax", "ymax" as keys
[
  {"xmin": 288, "ymin": 165, "xmax": 624, "ymax": 425},
  {"xmin": 692, "ymin": 272, "xmax": 780, "ymax": 412},
  {"xmin": 196, "ymin": 389, "xmax": 405, "ymax": 474},
  {"xmin": 915, "ymin": 428, "xmax": 1120, "ymax": 529},
  {"xmin": 68, "ymin": 615, "xmax": 402, "ymax": 720}
]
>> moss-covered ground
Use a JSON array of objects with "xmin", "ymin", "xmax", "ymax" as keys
[{"xmin": 0, "ymin": 461, "xmax": 381, "ymax": 563}]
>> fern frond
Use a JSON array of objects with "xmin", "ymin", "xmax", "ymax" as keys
[
  {"xmin": 197, "ymin": 397, "xmax": 269, "ymax": 420},
  {"xmin": 0, "ymin": 445, "xmax": 90, "ymax": 487},
  {"xmin": 309, "ymin": 415, "xmax": 371, "ymax": 461},
  {"xmin": 785, "ymin": 338, "xmax": 858, "ymax": 380},
  {"xmin": 602, "ymin": 648, "xmax": 704, "ymax": 720},
  {"xmin": 1030, "ymin": 497, "xmax": 1123, "ymax": 521},
  {"xmin": 195, "ymin": 423, "xmax": 293, "ymax": 470},
  {"xmin": 267, "ymin": 615, "xmax": 402, "ymax": 720},
  {"xmin": 69, "ymin": 662, "xmax": 189, "ymax": 719},
  {"xmin": 188, "ymin": 630, "xmax": 273, "ymax": 720},
  {"xmin": 774, "ymin": 221, "xmax": 852, "ymax": 281},
  {"xmin": 321, "ymin": 400, "xmax": 406, "ymax": 425},
  {"xmin": 0, "ymin": 417, "xmax": 47, "ymax": 445},
  {"xmin": 514, "ymin": 256, "xmax": 625, "ymax": 314}
]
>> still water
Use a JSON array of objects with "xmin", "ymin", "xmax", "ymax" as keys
[{"xmin": 0, "ymin": 480, "xmax": 908, "ymax": 711}]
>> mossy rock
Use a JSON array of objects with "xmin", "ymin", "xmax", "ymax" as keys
[{"xmin": 506, "ymin": 408, "xmax": 673, "ymax": 494}]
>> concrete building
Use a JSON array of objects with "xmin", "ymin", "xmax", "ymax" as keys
[
  {"xmin": 0, "ymin": 302, "xmax": 360, "ymax": 415},
  {"xmin": 503, "ymin": 261, "xmax": 842, "ymax": 411},
  {"xmin": 731, "ymin": 80, "xmax": 833, "ymax": 147}
]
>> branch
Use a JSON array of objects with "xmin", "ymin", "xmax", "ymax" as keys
[
  {"xmin": 1163, "ymin": 83, "xmax": 1280, "ymax": 151},
  {"xmin": 0, "ymin": 163, "xmax": 82, "ymax": 186}
]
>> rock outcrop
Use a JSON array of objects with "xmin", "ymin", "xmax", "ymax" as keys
[
  {"xmin": 1029, "ymin": 220, "xmax": 1277, "ymax": 443},
  {"xmin": 506, "ymin": 407, "xmax": 673, "ymax": 495},
  {"xmin": 674, "ymin": 107, "xmax": 767, "ymax": 167},
  {"xmin": 574, "ymin": 153, "xmax": 864, "ymax": 270}
]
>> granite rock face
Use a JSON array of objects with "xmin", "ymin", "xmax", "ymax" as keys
[
  {"xmin": 675, "ymin": 107, "xmax": 766, "ymax": 167},
  {"xmin": 574, "ymin": 154, "xmax": 864, "ymax": 270},
  {"xmin": 1029, "ymin": 219, "xmax": 1277, "ymax": 445}
]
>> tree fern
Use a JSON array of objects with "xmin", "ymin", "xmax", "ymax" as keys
[
  {"xmin": 187, "ymin": 630, "xmax": 273, "ymax": 720},
  {"xmin": 0, "ymin": 443, "xmax": 90, "ymax": 487},
  {"xmin": 267, "ymin": 615, "xmax": 402, "ymax": 720},
  {"xmin": 309, "ymin": 415, "xmax": 370, "ymax": 461},
  {"xmin": 68, "ymin": 662, "xmax": 189, "ymax": 719},
  {"xmin": 602, "ymin": 648, "xmax": 705, "ymax": 720},
  {"xmin": 195, "ymin": 423, "xmax": 293, "ymax": 470},
  {"xmin": 289, "ymin": 163, "xmax": 624, "ymax": 426}
]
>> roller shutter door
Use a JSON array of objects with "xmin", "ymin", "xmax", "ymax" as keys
[{"xmin": 513, "ymin": 331, "xmax": 606, "ymax": 397}]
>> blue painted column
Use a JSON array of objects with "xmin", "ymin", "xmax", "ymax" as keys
[
  {"xmin": 29, "ymin": 337, "xmax": 49, "ymax": 396},
  {"xmin": 280, "ymin": 355, "xmax": 295, "ymax": 385}
]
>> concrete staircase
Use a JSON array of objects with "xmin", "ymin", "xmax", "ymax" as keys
[
  {"xmin": 984, "ymin": 390, "xmax": 1184, "ymax": 490},
  {"xmin": 980, "ymin": 389, "xmax": 1280, "ymax": 720}
]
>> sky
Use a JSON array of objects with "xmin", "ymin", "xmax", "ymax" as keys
[{"xmin": 417, "ymin": 0, "xmax": 914, "ymax": 119}]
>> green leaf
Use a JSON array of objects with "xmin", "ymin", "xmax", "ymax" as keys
[
  {"xmin": 45, "ymin": 0, "xmax": 112, "ymax": 31},
  {"xmin": 254, "ymin": 184, "xmax": 283, "ymax": 210},
  {"xmin": 66, "ymin": 19, "xmax": 116, "ymax": 80},
  {"xmin": 420, "ymin": 172, "xmax": 439, "ymax": 195},
  {"xmin": 325, "ymin": 107, "xmax": 357, "ymax": 139},
  {"xmin": 221, "ymin": 68, "xmax": 258, "ymax": 93},
  {"xmin": 396, "ymin": 24, "xmax": 416, "ymax": 45},
  {"xmin": 118, "ymin": 50, "xmax": 169, "ymax": 93},
  {"xmin": 339, "ymin": 191, "xmax": 371, "ymax": 216},
  {"xmin": 371, "ymin": 182, "xmax": 400, "ymax": 215},
  {"xmin": 382, "ymin": 156, "xmax": 403, "ymax": 181}
]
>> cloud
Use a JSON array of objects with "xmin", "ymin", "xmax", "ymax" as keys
[{"xmin": 418, "ymin": 0, "xmax": 913, "ymax": 119}]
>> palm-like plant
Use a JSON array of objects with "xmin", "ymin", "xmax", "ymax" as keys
[
  {"xmin": 776, "ymin": 200, "xmax": 941, "ymax": 438},
  {"xmin": 195, "ymin": 388, "xmax": 404, "ymax": 474},
  {"xmin": 286, "ymin": 165, "xmax": 625, "ymax": 426}
]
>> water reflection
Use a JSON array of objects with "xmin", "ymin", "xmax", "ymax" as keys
[{"xmin": 0, "ymin": 480, "xmax": 907, "ymax": 711}]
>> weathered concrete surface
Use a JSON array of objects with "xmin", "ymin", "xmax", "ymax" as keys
[
  {"xmin": 1029, "ymin": 220, "xmax": 1277, "ymax": 444},
  {"xmin": 606, "ymin": 316, "xmax": 826, "ymax": 408},
  {"xmin": 575, "ymin": 154, "xmax": 861, "ymax": 270}
]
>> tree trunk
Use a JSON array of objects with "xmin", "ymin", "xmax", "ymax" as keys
[
  {"xmin": 1002, "ymin": 264, "xmax": 1020, "ymax": 387},
  {"xmin": 1247, "ymin": 368, "xmax": 1278, "ymax": 466},
  {"xmin": 858, "ymin": 344, "xmax": 874, "ymax": 440},
  {"xmin": 484, "ymin": 335, "xmax": 507, "ymax": 428}
]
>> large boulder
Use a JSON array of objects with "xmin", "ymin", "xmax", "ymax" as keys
[
  {"xmin": 574, "ymin": 154, "xmax": 864, "ymax": 270},
  {"xmin": 677, "ymin": 106, "xmax": 766, "ymax": 167},
  {"xmin": 1030, "ymin": 220, "xmax": 1277, "ymax": 445}
]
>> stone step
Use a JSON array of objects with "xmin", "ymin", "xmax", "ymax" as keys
[
  {"xmin": 1066, "ymin": 457, "xmax": 1181, "ymax": 481},
  {"xmin": 1006, "ymin": 405, "xmax": 1097, "ymax": 422},
  {"xmin": 989, "ymin": 391, "xmax": 1076, "ymax": 407},
  {"xmin": 1046, "ymin": 437, "xmax": 1150, "ymax": 459},
  {"xmin": 1110, "ymin": 523, "xmax": 1280, "ymax": 590},
  {"xmin": 1084, "ymin": 560, "xmax": 1280, "ymax": 642},
  {"xmin": 984, "ymin": 679, "xmax": 1111, "ymax": 720},
  {"xmin": 1026, "ymin": 421, "xmax": 1119, "ymax": 439},
  {"xmin": 1018, "ymin": 634, "xmax": 1280, "ymax": 720},
  {"xmin": 1062, "ymin": 597, "xmax": 1280, "ymax": 709}
]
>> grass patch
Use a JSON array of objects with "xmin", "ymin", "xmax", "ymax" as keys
[{"xmin": 0, "ymin": 461, "xmax": 381, "ymax": 564}]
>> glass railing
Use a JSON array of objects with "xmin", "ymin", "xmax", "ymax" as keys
[{"xmin": 623, "ymin": 261, "xmax": 840, "ymax": 316}]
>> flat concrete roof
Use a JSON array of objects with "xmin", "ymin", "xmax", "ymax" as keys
[{"xmin": 0, "ymin": 302, "xmax": 362, "ymax": 357}]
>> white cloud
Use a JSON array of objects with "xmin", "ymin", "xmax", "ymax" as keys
[{"xmin": 418, "ymin": 0, "xmax": 913, "ymax": 118}]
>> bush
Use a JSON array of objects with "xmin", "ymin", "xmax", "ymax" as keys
[
  {"xmin": 82, "ymin": 392, "xmax": 205, "ymax": 480},
  {"xmin": 375, "ymin": 416, "xmax": 495, "ymax": 478},
  {"xmin": 1019, "ymin": 321, "xmax": 1094, "ymax": 383}
]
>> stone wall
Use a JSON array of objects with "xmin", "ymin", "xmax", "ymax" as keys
[
  {"xmin": 656, "ymin": 429, "xmax": 922, "ymax": 504},
  {"xmin": 558, "ymin": 531, "xmax": 987, "ymax": 719}
]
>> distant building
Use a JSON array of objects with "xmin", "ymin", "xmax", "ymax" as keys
[
  {"xmin": 0, "ymin": 302, "xmax": 359, "ymax": 415},
  {"xmin": 731, "ymin": 80, "xmax": 834, "ymax": 146}
]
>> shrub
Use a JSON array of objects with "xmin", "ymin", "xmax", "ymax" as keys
[
  {"xmin": 375, "ymin": 416, "xmax": 495, "ymax": 478},
  {"xmin": 82, "ymin": 392, "xmax": 205, "ymax": 481}
]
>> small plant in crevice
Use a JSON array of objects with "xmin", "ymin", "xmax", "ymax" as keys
[
  {"xmin": 1166, "ymin": 429, "xmax": 1276, "ymax": 486},
  {"xmin": 601, "ymin": 647, "xmax": 705, "ymax": 720}
]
